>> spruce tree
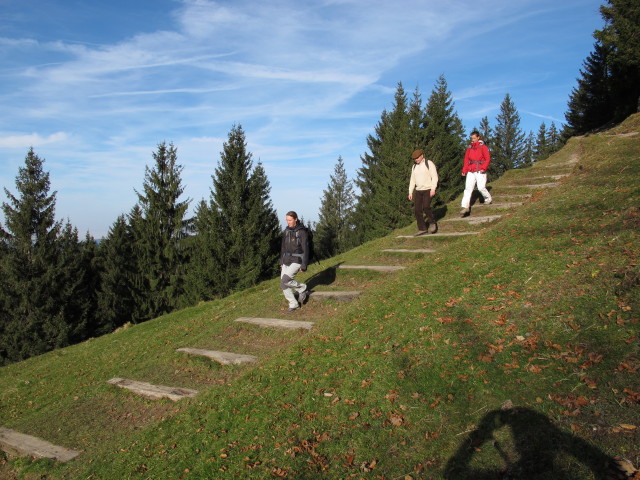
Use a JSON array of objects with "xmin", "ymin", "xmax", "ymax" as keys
[
  {"xmin": 0, "ymin": 149, "xmax": 67, "ymax": 364},
  {"xmin": 565, "ymin": 41, "xmax": 615, "ymax": 136},
  {"xmin": 534, "ymin": 123, "xmax": 549, "ymax": 163},
  {"xmin": 315, "ymin": 156, "xmax": 356, "ymax": 259},
  {"xmin": 596, "ymin": 0, "xmax": 640, "ymax": 122},
  {"xmin": 95, "ymin": 215, "xmax": 138, "ymax": 333},
  {"xmin": 54, "ymin": 222, "xmax": 97, "ymax": 344},
  {"xmin": 547, "ymin": 122, "xmax": 563, "ymax": 154},
  {"xmin": 239, "ymin": 160, "xmax": 281, "ymax": 289},
  {"xmin": 423, "ymin": 75, "xmax": 466, "ymax": 205},
  {"xmin": 522, "ymin": 131, "xmax": 536, "ymax": 167},
  {"xmin": 492, "ymin": 93, "xmax": 526, "ymax": 177},
  {"xmin": 134, "ymin": 142, "xmax": 191, "ymax": 319},
  {"xmin": 478, "ymin": 116, "xmax": 493, "ymax": 147},
  {"xmin": 189, "ymin": 125, "xmax": 280, "ymax": 300},
  {"xmin": 354, "ymin": 83, "xmax": 414, "ymax": 242}
]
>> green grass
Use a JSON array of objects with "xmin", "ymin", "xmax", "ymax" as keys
[{"xmin": 1, "ymin": 116, "xmax": 639, "ymax": 479}]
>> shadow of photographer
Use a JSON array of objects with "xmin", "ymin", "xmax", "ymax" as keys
[{"xmin": 444, "ymin": 407, "xmax": 617, "ymax": 479}]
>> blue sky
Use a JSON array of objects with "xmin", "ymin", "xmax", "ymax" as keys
[{"xmin": 1, "ymin": 0, "xmax": 603, "ymax": 238}]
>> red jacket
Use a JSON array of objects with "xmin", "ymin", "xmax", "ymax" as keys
[{"xmin": 462, "ymin": 140, "xmax": 491, "ymax": 174}]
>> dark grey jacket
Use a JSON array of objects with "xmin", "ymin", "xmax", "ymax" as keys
[{"xmin": 280, "ymin": 223, "xmax": 309, "ymax": 269}]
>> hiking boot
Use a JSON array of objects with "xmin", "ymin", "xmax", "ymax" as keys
[
  {"xmin": 299, "ymin": 290, "xmax": 309, "ymax": 305},
  {"xmin": 428, "ymin": 223, "xmax": 438, "ymax": 234},
  {"xmin": 414, "ymin": 230, "xmax": 428, "ymax": 236},
  {"xmin": 460, "ymin": 207, "xmax": 470, "ymax": 217}
]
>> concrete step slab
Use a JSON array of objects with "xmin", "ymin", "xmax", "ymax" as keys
[
  {"xmin": 397, "ymin": 231, "xmax": 480, "ymax": 238},
  {"xmin": 501, "ymin": 182, "xmax": 560, "ymax": 189},
  {"xmin": 311, "ymin": 291, "xmax": 361, "ymax": 300},
  {"xmin": 0, "ymin": 427, "xmax": 80, "ymax": 462},
  {"xmin": 235, "ymin": 317, "xmax": 314, "ymax": 330},
  {"xmin": 381, "ymin": 248, "xmax": 436, "ymax": 253},
  {"xmin": 176, "ymin": 348, "xmax": 258, "ymax": 365},
  {"xmin": 338, "ymin": 265, "xmax": 406, "ymax": 272},
  {"xmin": 479, "ymin": 202, "xmax": 524, "ymax": 208},
  {"xmin": 107, "ymin": 377, "xmax": 198, "ymax": 401},
  {"xmin": 494, "ymin": 193, "xmax": 532, "ymax": 198},
  {"xmin": 444, "ymin": 215, "xmax": 502, "ymax": 224}
]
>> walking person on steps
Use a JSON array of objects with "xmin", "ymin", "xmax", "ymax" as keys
[
  {"xmin": 408, "ymin": 149, "xmax": 439, "ymax": 235},
  {"xmin": 460, "ymin": 130, "xmax": 492, "ymax": 217},
  {"xmin": 280, "ymin": 211, "xmax": 309, "ymax": 312}
]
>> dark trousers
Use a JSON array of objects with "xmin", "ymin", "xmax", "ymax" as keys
[{"xmin": 413, "ymin": 189, "xmax": 435, "ymax": 231}]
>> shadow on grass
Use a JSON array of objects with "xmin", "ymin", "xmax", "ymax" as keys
[
  {"xmin": 305, "ymin": 262, "xmax": 343, "ymax": 290},
  {"xmin": 443, "ymin": 407, "xmax": 615, "ymax": 479}
]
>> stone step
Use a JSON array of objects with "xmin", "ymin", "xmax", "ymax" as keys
[
  {"xmin": 527, "ymin": 174, "xmax": 569, "ymax": 180},
  {"xmin": 0, "ymin": 427, "xmax": 80, "ymax": 462},
  {"xmin": 444, "ymin": 215, "xmax": 502, "ymax": 224},
  {"xmin": 338, "ymin": 265, "xmax": 406, "ymax": 273},
  {"xmin": 501, "ymin": 182, "xmax": 560, "ymax": 189},
  {"xmin": 311, "ymin": 291, "xmax": 361, "ymax": 300},
  {"xmin": 397, "ymin": 231, "xmax": 480, "ymax": 238},
  {"xmin": 106, "ymin": 378, "xmax": 198, "ymax": 401},
  {"xmin": 491, "ymin": 193, "xmax": 532, "ymax": 199},
  {"xmin": 381, "ymin": 248, "xmax": 436, "ymax": 253},
  {"xmin": 176, "ymin": 348, "xmax": 258, "ymax": 365},
  {"xmin": 479, "ymin": 202, "xmax": 524, "ymax": 208},
  {"xmin": 235, "ymin": 317, "xmax": 314, "ymax": 330}
]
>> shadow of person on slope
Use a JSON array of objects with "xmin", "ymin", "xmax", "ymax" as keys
[
  {"xmin": 304, "ymin": 262, "xmax": 343, "ymax": 290},
  {"xmin": 443, "ymin": 407, "xmax": 615, "ymax": 480}
]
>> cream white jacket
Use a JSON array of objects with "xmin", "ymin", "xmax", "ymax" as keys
[{"xmin": 409, "ymin": 159, "xmax": 438, "ymax": 193}]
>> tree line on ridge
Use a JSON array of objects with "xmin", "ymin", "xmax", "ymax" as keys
[{"xmin": 1, "ymin": 0, "xmax": 637, "ymax": 365}]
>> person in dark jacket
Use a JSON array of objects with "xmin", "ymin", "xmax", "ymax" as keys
[{"xmin": 280, "ymin": 211, "xmax": 309, "ymax": 312}]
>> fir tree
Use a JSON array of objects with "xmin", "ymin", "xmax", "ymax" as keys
[
  {"xmin": 491, "ymin": 94, "xmax": 526, "ymax": 177},
  {"xmin": 315, "ymin": 156, "xmax": 356, "ymax": 259},
  {"xmin": 534, "ymin": 123, "xmax": 549, "ymax": 163},
  {"xmin": 0, "ymin": 149, "xmax": 67, "ymax": 364},
  {"xmin": 54, "ymin": 222, "xmax": 97, "ymax": 343},
  {"xmin": 95, "ymin": 215, "xmax": 138, "ymax": 333},
  {"xmin": 423, "ymin": 75, "xmax": 466, "ymax": 204},
  {"xmin": 189, "ymin": 125, "xmax": 280, "ymax": 300},
  {"xmin": 565, "ymin": 41, "xmax": 615, "ymax": 136},
  {"xmin": 522, "ymin": 131, "xmax": 536, "ymax": 167},
  {"xmin": 354, "ymin": 83, "xmax": 414, "ymax": 242},
  {"xmin": 547, "ymin": 122, "xmax": 563, "ymax": 154},
  {"xmin": 596, "ymin": 0, "xmax": 640, "ymax": 122},
  {"xmin": 134, "ymin": 142, "xmax": 191, "ymax": 319},
  {"xmin": 478, "ymin": 116, "xmax": 493, "ymax": 147}
]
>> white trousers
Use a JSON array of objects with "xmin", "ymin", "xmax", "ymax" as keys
[
  {"xmin": 280, "ymin": 263, "xmax": 307, "ymax": 308},
  {"xmin": 461, "ymin": 171, "xmax": 492, "ymax": 208}
]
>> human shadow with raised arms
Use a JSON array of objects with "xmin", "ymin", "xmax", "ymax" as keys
[{"xmin": 444, "ymin": 406, "xmax": 619, "ymax": 480}]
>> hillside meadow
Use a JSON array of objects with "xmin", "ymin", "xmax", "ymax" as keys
[{"xmin": 1, "ymin": 115, "xmax": 639, "ymax": 479}]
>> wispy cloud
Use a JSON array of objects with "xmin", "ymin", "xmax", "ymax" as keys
[{"xmin": 0, "ymin": 132, "xmax": 68, "ymax": 148}]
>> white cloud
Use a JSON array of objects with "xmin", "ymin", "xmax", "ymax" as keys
[{"xmin": 0, "ymin": 131, "xmax": 68, "ymax": 148}]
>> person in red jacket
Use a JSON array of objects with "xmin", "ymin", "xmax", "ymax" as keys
[{"xmin": 460, "ymin": 130, "xmax": 492, "ymax": 216}]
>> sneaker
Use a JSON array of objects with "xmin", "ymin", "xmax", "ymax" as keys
[
  {"xmin": 428, "ymin": 223, "xmax": 438, "ymax": 234},
  {"xmin": 286, "ymin": 305, "xmax": 300, "ymax": 312},
  {"xmin": 299, "ymin": 290, "xmax": 309, "ymax": 305},
  {"xmin": 414, "ymin": 230, "xmax": 428, "ymax": 236},
  {"xmin": 460, "ymin": 207, "xmax": 470, "ymax": 217}
]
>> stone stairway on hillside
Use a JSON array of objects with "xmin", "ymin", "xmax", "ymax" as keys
[{"xmin": 1, "ymin": 157, "xmax": 577, "ymax": 463}]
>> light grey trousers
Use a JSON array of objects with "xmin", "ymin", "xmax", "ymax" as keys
[{"xmin": 280, "ymin": 262, "xmax": 307, "ymax": 308}]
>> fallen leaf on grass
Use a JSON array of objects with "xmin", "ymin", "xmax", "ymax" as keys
[
  {"xmin": 360, "ymin": 459, "xmax": 377, "ymax": 472},
  {"xmin": 389, "ymin": 413, "xmax": 405, "ymax": 426}
]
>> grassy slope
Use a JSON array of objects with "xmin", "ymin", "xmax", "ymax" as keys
[{"xmin": 1, "ymin": 117, "xmax": 638, "ymax": 479}]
